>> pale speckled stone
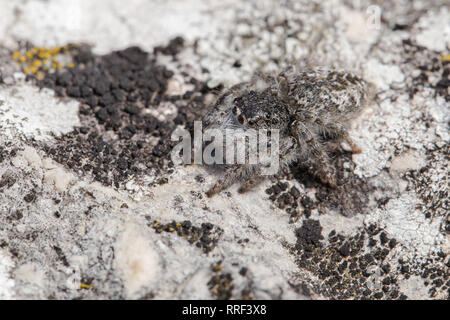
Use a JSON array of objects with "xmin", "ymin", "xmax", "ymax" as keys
[{"xmin": 0, "ymin": 0, "xmax": 448, "ymax": 300}]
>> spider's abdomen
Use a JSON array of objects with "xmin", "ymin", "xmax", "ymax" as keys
[{"xmin": 286, "ymin": 67, "xmax": 368, "ymax": 119}]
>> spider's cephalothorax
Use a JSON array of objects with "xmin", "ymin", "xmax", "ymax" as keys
[{"xmin": 203, "ymin": 67, "xmax": 369, "ymax": 197}]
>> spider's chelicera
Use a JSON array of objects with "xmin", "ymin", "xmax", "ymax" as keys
[{"xmin": 172, "ymin": 66, "xmax": 370, "ymax": 197}]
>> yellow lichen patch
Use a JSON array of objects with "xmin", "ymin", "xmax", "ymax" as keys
[
  {"xmin": 212, "ymin": 262, "xmax": 222, "ymax": 272},
  {"xmin": 32, "ymin": 60, "xmax": 42, "ymax": 67},
  {"xmin": 11, "ymin": 44, "xmax": 76, "ymax": 76},
  {"xmin": 49, "ymin": 46, "xmax": 60, "ymax": 55},
  {"xmin": 38, "ymin": 51, "xmax": 50, "ymax": 59},
  {"xmin": 79, "ymin": 282, "xmax": 93, "ymax": 290},
  {"xmin": 12, "ymin": 51, "xmax": 20, "ymax": 60},
  {"xmin": 441, "ymin": 53, "xmax": 450, "ymax": 62}
]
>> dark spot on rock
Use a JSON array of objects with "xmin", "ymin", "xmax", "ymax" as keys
[
  {"xmin": 151, "ymin": 219, "xmax": 223, "ymax": 254},
  {"xmin": 9, "ymin": 210, "xmax": 23, "ymax": 221},
  {"xmin": 67, "ymin": 86, "xmax": 81, "ymax": 97},
  {"xmin": 24, "ymin": 192, "xmax": 36, "ymax": 203},
  {"xmin": 239, "ymin": 267, "xmax": 248, "ymax": 276},
  {"xmin": 0, "ymin": 172, "xmax": 16, "ymax": 189},
  {"xmin": 290, "ymin": 186, "xmax": 300, "ymax": 199},
  {"xmin": 339, "ymin": 243, "xmax": 350, "ymax": 257},
  {"xmin": 295, "ymin": 219, "xmax": 323, "ymax": 249},
  {"xmin": 301, "ymin": 195, "xmax": 313, "ymax": 209},
  {"xmin": 379, "ymin": 232, "xmax": 389, "ymax": 245},
  {"xmin": 388, "ymin": 239, "xmax": 397, "ymax": 249},
  {"xmin": 124, "ymin": 104, "xmax": 140, "ymax": 115},
  {"xmin": 53, "ymin": 246, "xmax": 69, "ymax": 267}
]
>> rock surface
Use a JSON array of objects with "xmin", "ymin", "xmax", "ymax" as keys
[{"xmin": 0, "ymin": 0, "xmax": 448, "ymax": 300}]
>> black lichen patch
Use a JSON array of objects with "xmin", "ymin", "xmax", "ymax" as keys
[
  {"xmin": 150, "ymin": 220, "xmax": 223, "ymax": 254},
  {"xmin": 403, "ymin": 145, "xmax": 448, "ymax": 221},
  {"xmin": 290, "ymin": 220, "xmax": 410, "ymax": 300},
  {"xmin": 397, "ymin": 252, "xmax": 449, "ymax": 299},
  {"xmin": 295, "ymin": 219, "xmax": 323, "ymax": 251},
  {"xmin": 153, "ymin": 36, "xmax": 185, "ymax": 56},
  {"xmin": 401, "ymin": 39, "xmax": 450, "ymax": 101},
  {"xmin": 267, "ymin": 152, "xmax": 374, "ymax": 220},
  {"xmin": 25, "ymin": 39, "xmax": 214, "ymax": 187},
  {"xmin": 208, "ymin": 261, "xmax": 234, "ymax": 300},
  {"xmin": 390, "ymin": 145, "xmax": 448, "ymax": 298}
]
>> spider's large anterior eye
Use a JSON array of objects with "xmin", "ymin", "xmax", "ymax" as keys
[{"xmin": 238, "ymin": 114, "xmax": 246, "ymax": 124}]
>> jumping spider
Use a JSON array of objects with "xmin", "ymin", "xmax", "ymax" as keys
[{"xmin": 203, "ymin": 66, "xmax": 370, "ymax": 197}]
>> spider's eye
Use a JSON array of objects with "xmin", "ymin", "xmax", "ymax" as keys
[
  {"xmin": 232, "ymin": 106, "xmax": 239, "ymax": 115},
  {"xmin": 264, "ymin": 111, "xmax": 272, "ymax": 119},
  {"xmin": 238, "ymin": 114, "xmax": 246, "ymax": 124}
]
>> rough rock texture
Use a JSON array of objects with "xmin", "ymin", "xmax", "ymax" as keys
[{"xmin": 0, "ymin": 0, "xmax": 448, "ymax": 300}]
